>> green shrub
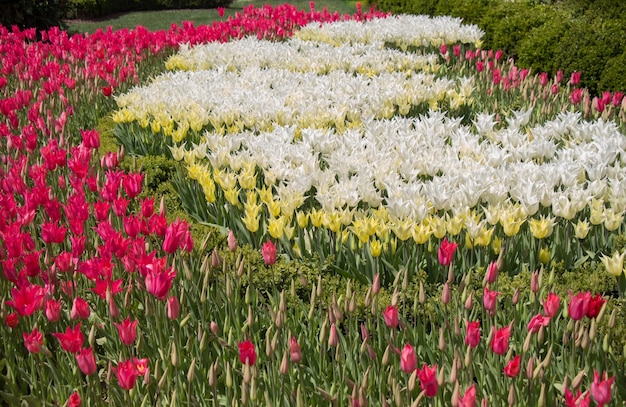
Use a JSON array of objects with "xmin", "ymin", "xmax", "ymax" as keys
[
  {"xmin": 479, "ymin": 2, "xmax": 553, "ymax": 60},
  {"xmin": 517, "ymin": 12, "xmax": 571, "ymax": 75},
  {"xmin": 1, "ymin": 0, "xmax": 69, "ymax": 31},
  {"xmin": 374, "ymin": 0, "xmax": 438, "ymax": 15},
  {"xmin": 553, "ymin": 17, "xmax": 625, "ymax": 95},
  {"xmin": 433, "ymin": 0, "xmax": 495, "ymax": 26},
  {"xmin": 67, "ymin": 0, "xmax": 234, "ymax": 19}
]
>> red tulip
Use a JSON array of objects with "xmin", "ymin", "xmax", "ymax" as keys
[
  {"xmin": 437, "ymin": 237, "xmax": 458, "ymax": 266},
  {"xmin": 490, "ymin": 325, "xmax": 511, "ymax": 355},
  {"xmin": 122, "ymin": 173, "xmax": 143, "ymax": 199},
  {"xmin": 570, "ymin": 71, "xmax": 581, "ymax": 86},
  {"xmin": 102, "ymin": 86, "xmax": 112, "ymax": 97},
  {"xmin": 162, "ymin": 219, "xmax": 191, "ymax": 254},
  {"xmin": 238, "ymin": 339, "xmax": 257, "ymax": 366},
  {"xmin": 382, "ymin": 305, "xmax": 399, "ymax": 329},
  {"xmin": 76, "ymin": 347, "xmax": 97, "ymax": 375},
  {"xmin": 70, "ymin": 297, "xmax": 91, "ymax": 320},
  {"xmin": 67, "ymin": 391, "xmax": 82, "ymax": 407},
  {"xmin": 503, "ymin": 354, "xmax": 521, "ymax": 377},
  {"xmin": 167, "ymin": 296, "xmax": 180, "ymax": 320},
  {"xmin": 45, "ymin": 299, "xmax": 61, "ymax": 322},
  {"xmin": 53, "ymin": 323, "xmax": 84, "ymax": 353},
  {"xmin": 144, "ymin": 265, "xmax": 176, "ymax": 300},
  {"xmin": 586, "ymin": 294, "xmax": 606, "ymax": 319},
  {"xmin": 482, "ymin": 286, "xmax": 499, "ymax": 315},
  {"xmin": 465, "ymin": 320, "xmax": 481, "ymax": 348},
  {"xmin": 262, "ymin": 239, "xmax": 277, "ymax": 266},
  {"xmin": 289, "ymin": 336, "xmax": 302, "ymax": 363},
  {"xmin": 5, "ymin": 313, "xmax": 19, "ymax": 328},
  {"xmin": 485, "ymin": 261, "xmax": 498, "ymax": 284},
  {"xmin": 542, "ymin": 292, "xmax": 560, "ymax": 318},
  {"xmin": 568, "ymin": 291, "xmax": 591, "ymax": 321},
  {"xmin": 114, "ymin": 317, "xmax": 138, "ymax": 345},
  {"xmin": 23, "ymin": 326, "xmax": 44, "ymax": 353},
  {"xmin": 400, "ymin": 343, "xmax": 417, "ymax": 374},
  {"xmin": 591, "ymin": 370, "xmax": 615, "ymax": 407},
  {"xmin": 564, "ymin": 388, "xmax": 589, "ymax": 407},
  {"xmin": 417, "ymin": 363, "xmax": 439, "ymax": 397},
  {"xmin": 458, "ymin": 383, "xmax": 476, "ymax": 407},
  {"xmin": 6, "ymin": 283, "xmax": 45, "ymax": 316},
  {"xmin": 114, "ymin": 359, "xmax": 138, "ymax": 390},
  {"xmin": 133, "ymin": 357, "xmax": 150, "ymax": 382},
  {"xmin": 41, "ymin": 221, "xmax": 67, "ymax": 244},
  {"xmin": 80, "ymin": 129, "xmax": 100, "ymax": 149},
  {"xmin": 527, "ymin": 313, "xmax": 551, "ymax": 334}
]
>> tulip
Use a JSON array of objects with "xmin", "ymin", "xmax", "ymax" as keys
[
  {"xmin": 490, "ymin": 325, "xmax": 511, "ymax": 355},
  {"xmin": 400, "ymin": 343, "xmax": 417, "ymax": 374},
  {"xmin": 328, "ymin": 323, "xmax": 339, "ymax": 347},
  {"xmin": 382, "ymin": 305, "xmax": 399, "ymax": 329},
  {"xmin": 601, "ymin": 251, "xmax": 625, "ymax": 277},
  {"xmin": 238, "ymin": 339, "xmax": 257, "ymax": 366},
  {"xmin": 166, "ymin": 296, "xmax": 180, "ymax": 320},
  {"xmin": 23, "ymin": 327, "xmax": 44, "ymax": 353},
  {"xmin": 568, "ymin": 291, "xmax": 591, "ymax": 321},
  {"xmin": 564, "ymin": 388, "xmax": 589, "ymax": 407},
  {"xmin": 465, "ymin": 320, "xmax": 481, "ymax": 348},
  {"xmin": 262, "ymin": 239, "xmax": 277, "ymax": 266},
  {"xmin": 527, "ymin": 313, "xmax": 551, "ymax": 334},
  {"xmin": 6, "ymin": 283, "xmax": 45, "ymax": 317},
  {"xmin": 482, "ymin": 286, "xmax": 499, "ymax": 315},
  {"xmin": 227, "ymin": 229, "xmax": 237, "ymax": 252},
  {"xmin": 289, "ymin": 336, "xmax": 302, "ymax": 363},
  {"xmin": 458, "ymin": 383, "xmax": 476, "ymax": 407},
  {"xmin": 417, "ymin": 363, "xmax": 438, "ymax": 397},
  {"xmin": 53, "ymin": 323, "xmax": 84, "ymax": 353},
  {"xmin": 586, "ymin": 294, "xmax": 606, "ymax": 319},
  {"xmin": 485, "ymin": 261, "xmax": 498, "ymax": 284},
  {"xmin": 503, "ymin": 355, "xmax": 521, "ymax": 377},
  {"xmin": 438, "ymin": 237, "xmax": 459, "ymax": 266},
  {"xmin": 542, "ymin": 292, "xmax": 560, "ymax": 318},
  {"xmin": 76, "ymin": 347, "xmax": 97, "ymax": 376},
  {"xmin": 70, "ymin": 297, "xmax": 91, "ymax": 320},
  {"xmin": 67, "ymin": 391, "xmax": 82, "ymax": 407},
  {"xmin": 591, "ymin": 370, "xmax": 615, "ymax": 407},
  {"xmin": 114, "ymin": 359, "xmax": 138, "ymax": 390},
  {"xmin": 114, "ymin": 318, "xmax": 138, "ymax": 346}
]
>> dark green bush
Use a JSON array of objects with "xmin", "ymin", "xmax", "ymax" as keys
[
  {"xmin": 67, "ymin": 0, "xmax": 234, "ymax": 19},
  {"xmin": 0, "ymin": 0, "xmax": 69, "ymax": 31},
  {"xmin": 553, "ymin": 17, "xmax": 626, "ymax": 95},
  {"xmin": 373, "ymin": 0, "xmax": 438, "ymax": 15},
  {"xmin": 517, "ymin": 12, "xmax": 571, "ymax": 75},
  {"xmin": 479, "ymin": 2, "xmax": 553, "ymax": 60},
  {"xmin": 433, "ymin": 0, "xmax": 495, "ymax": 26}
]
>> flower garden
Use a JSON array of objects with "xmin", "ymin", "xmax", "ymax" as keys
[{"xmin": 1, "ymin": 3, "xmax": 626, "ymax": 406}]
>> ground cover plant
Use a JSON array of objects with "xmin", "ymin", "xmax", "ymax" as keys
[{"xmin": 1, "ymin": 2, "xmax": 626, "ymax": 406}]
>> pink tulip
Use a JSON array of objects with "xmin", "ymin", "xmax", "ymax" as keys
[
  {"xmin": 262, "ymin": 239, "xmax": 277, "ymax": 266},
  {"xmin": 591, "ymin": 370, "xmax": 615, "ymax": 407},
  {"xmin": 437, "ymin": 237, "xmax": 458, "ymax": 266},
  {"xmin": 382, "ymin": 305, "xmax": 399, "ymax": 329},
  {"xmin": 400, "ymin": 343, "xmax": 417, "ymax": 374}
]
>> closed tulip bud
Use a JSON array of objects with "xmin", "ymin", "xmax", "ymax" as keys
[
  {"xmin": 171, "ymin": 341, "xmax": 179, "ymax": 367},
  {"xmin": 442, "ymin": 282, "xmax": 451, "ymax": 305},
  {"xmin": 531, "ymin": 270, "xmax": 539, "ymax": 293},
  {"xmin": 439, "ymin": 327, "xmax": 446, "ymax": 351},
  {"xmin": 571, "ymin": 370, "xmax": 586, "ymax": 389},
  {"xmin": 328, "ymin": 323, "xmax": 338, "ymax": 347},
  {"xmin": 464, "ymin": 346, "xmax": 472, "ymax": 368},
  {"xmin": 187, "ymin": 358, "xmax": 196, "ymax": 382},
  {"xmin": 512, "ymin": 288, "xmax": 520, "ymax": 305},
  {"xmin": 167, "ymin": 296, "xmax": 180, "ymax": 320},
  {"xmin": 508, "ymin": 383, "xmax": 515, "ymax": 406},
  {"xmin": 88, "ymin": 324, "xmax": 96, "ymax": 348},
  {"xmin": 538, "ymin": 383, "xmax": 546, "ymax": 406},
  {"xmin": 227, "ymin": 230, "xmax": 237, "ymax": 252},
  {"xmin": 448, "ymin": 359, "xmax": 457, "ymax": 384},
  {"xmin": 464, "ymin": 291, "xmax": 473, "ymax": 310},
  {"xmin": 109, "ymin": 298, "xmax": 120, "ymax": 319},
  {"xmin": 241, "ymin": 381, "xmax": 249, "ymax": 405},
  {"xmin": 382, "ymin": 345, "xmax": 391, "ymax": 366},
  {"xmin": 280, "ymin": 351, "xmax": 289, "ymax": 375},
  {"xmin": 419, "ymin": 281, "xmax": 426, "ymax": 304},
  {"xmin": 372, "ymin": 273, "xmax": 380, "ymax": 295},
  {"xmin": 526, "ymin": 357, "xmax": 534, "ymax": 380},
  {"xmin": 408, "ymin": 370, "xmax": 417, "ymax": 392}
]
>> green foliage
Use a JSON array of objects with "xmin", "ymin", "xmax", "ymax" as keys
[
  {"xmin": 374, "ymin": 0, "xmax": 438, "ymax": 15},
  {"xmin": 0, "ymin": 0, "xmax": 69, "ymax": 31},
  {"xmin": 516, "ymin": 13, "xmax": 571, "ymax": 75},
  {"xmin": 599, "ymin": 51, "xmax": 626, "ymax": 93},
  {"xmin": 479, "ymin": 2, "xmax": 552, "ymax": 60},
  {"xmin": 67, "ymin": 0, "xmax": 234, "ymax": 19},
  {"xmin": 553, "ymin": 17, "xmax": 626, "ymax": 95},
  {"xmin": 433, "ymin": 0, "xmax": 495, "ymax": 26}
]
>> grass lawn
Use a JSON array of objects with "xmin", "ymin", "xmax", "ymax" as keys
[{"xmin": 65, "ymin": 0, "xmax": 364, "ymax": 33}]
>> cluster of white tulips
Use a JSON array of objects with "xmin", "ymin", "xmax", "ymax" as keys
[{"xmin": 113, "ymin": 13, "xmax": 625, "ymax": 270}]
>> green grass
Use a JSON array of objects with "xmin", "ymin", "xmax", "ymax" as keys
[{"xmin": 65, "ymin": 0, "xmax": 365, "ymax": 33}]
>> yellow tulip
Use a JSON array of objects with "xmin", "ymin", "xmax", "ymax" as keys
[
  {"xmin": 574, "ymin": 219, "xmax": 591, "ymax": 240},
  {"xmin": 309, "ymin": 208, "xmax": 324, "ymax": 228},
  {"xmin": 603, "ymin": 208, "xmax": 624, "ymax": 232},
  {"xmin": 242, "ymin": 212, "xmax": 259, "ymax": 233},
  {"xmin": 539, "ymin": 247, "xmax": 551, "ymax": 265},
  {"xmin": 268, "ymin": 216, "xmax": 286, "ymax": 239},
  {"xmin": 529, "ymin": 216, "xmax": 555, "ymax": 239},
  {"xmin": 369, "ymin": 240, "xmax": 383, "ymax": 257},
  {"xmin": 601, "ymin": 251, "xmax": 625, "ymax": 277},
  {"xmin": 412, "ymin": 223, "xmax": 432, "ymax": 245},
  {"xmin": 296, "ymin": 211, "xmax": 309, "ymax": 229}
]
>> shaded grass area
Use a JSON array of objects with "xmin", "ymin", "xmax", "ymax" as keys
[{"xmin": 65, "ymin": 0, "xmax": 364, "ymax": 33}]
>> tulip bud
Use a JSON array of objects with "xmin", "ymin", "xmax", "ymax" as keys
[
  {"xmin": 382, "ymin": 345, "xmax": 391, "ymax": 366},
  {"xmin": 571, "ymin": 370, "xmax": 585, "ymax": 389},
  {"xmin": 531, "ymin": 270, "xmax": 539, "ymax": 293},
  {"xmin": 508, "ymin": 383, "xmax": 515, "ymax": 406},
  {"xmin": 419, "ymin": 281, "xmax": 425, "ymax": 304},
  {"xmin": 280, "ymin": 351, "xmax": 289, "ymax": 375},
  {"xmin": 451, "ymin": 382, "xmax": 460, "ymax": 407},
  {"xmin": 438, "ymin": 327, "xmax": 446, "ymax": 351},
  {"xmin": 328, "ymin": 323, "xmax": 339, "ymax": 347},
  {"xmin": 442, "ymin": 282, "xmax": 451, "ymax": 305},
  {"xmin": 109, "ymin": 298, "xmax": 120, "ymax": 319},
  {"xmin": 241, "ymin": 381, "xmax": 249, "ymax": 405},
  {"xmin": 227, "ymin": 230, "xmax": 237, "ymax": 252},
  {"xmin": 408, "ymin": 370, "xmax": 417, "ymax": 392},
  {"xmin": 464, "ymin": 291, "xmax": 473, "ymax": 310},
  {"xmin": 187, "ymin": 358, "xmax": 196, "ymax": 382},
  {"xmin": 512, "ymin": 288, "xmax": 520, "ymax": 305},
  {"xmin": 437, "ymin": 365, "xmax": 445, "ymax": 386},
  {"xmin": 609, "ymin": 308, "xmax": 617, "ymax": 328},
  {"xmin": 538, "ymin": 383, "xmax": 546, "ymax": 406},
  {"xmin": 167, "ymin": 296, "xmax": 180, "ymax": 320},
  {"xmin": 448, "ymin": 358, "xmax": 457, "ymax": 384},
  {"xmin": 525, "ymin": 357, "xmax": 534, "ymax": 380},
  {"xmin": 464, "ymin": 345, "xmax": 472, "ymax": 368},
  {"xmin": 372, "ymin": 273, "xmax": 380, "ymax": 295},
  {"xmin": 171, "ymin": 341, "xmax": 179, "ymax": 367}
]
